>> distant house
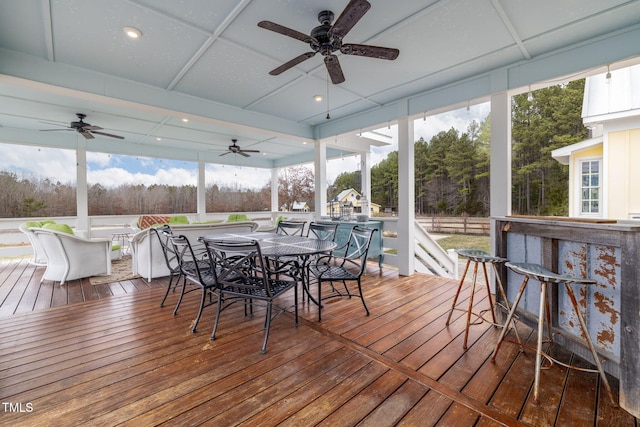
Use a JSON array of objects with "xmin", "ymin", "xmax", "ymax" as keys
[
  {"xmin": 327, "ymin": 188, "xmax": 381, "ymax": 216},
  {"xmin": 291, "ymin": 201, "xmax": 309, "ymax": 212},
  {"xmin": 552, "ymin": 65, "xmax": 640, "ymax": 220}
]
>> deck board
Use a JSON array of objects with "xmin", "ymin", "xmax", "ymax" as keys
[{"xmin": 0, "ymin": 258, "xmax": 636, "ymax": 426}]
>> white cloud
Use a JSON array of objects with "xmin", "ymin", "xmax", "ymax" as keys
[
  {"xmin": 206, "ymin": 164, "xmax": 271, "ymax": 189},
  {"xmin": 87, "ymin": 167, "xmax": 199, "ymax": 187},
  {"xmin": 0, "ymin": 145, "xmax": 76, "ymax": 183},
  {"xmin": 414, "ymin": 102, "xmax": 490, "ymax": 141},
  {"xmin": 86, "ymin": 151, "xmax": 111, "ymax": 167}
]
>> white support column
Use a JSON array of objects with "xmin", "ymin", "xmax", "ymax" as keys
[
  {"xmin": 314, "ymin": 140, "xmax": 327, "ymax": 220},
  {"xmin": 76, "ymin": 141, "xmax": 89, "ymax": 235},
  {"xmin": 490, "ymin": 91, "xmax": 512, "ymax": 219},
  {"xmin": 397, "ymin": 116, "xmax": 415, "ymax": 276},
  {"xmin": 489, "ymin": 89, "xmax": 512, "ymax": 292},
  {"xmin": 271, "ymin": 167, "xmax": 279, "ymax": 220},
  {"xmin": 360, "ymin": 151, "xmax": 371, "ymax": 216},
  {"xmin": 197, "ymin": 155, "xmax": 206, "ymax": 222}
]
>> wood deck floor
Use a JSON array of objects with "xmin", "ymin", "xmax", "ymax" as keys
[{"xmin": 0, "ymin": 258, "xmax": 637, "ymax": 426}]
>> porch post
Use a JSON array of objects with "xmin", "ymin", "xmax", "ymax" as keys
[
  {"xmin": 360, "ymin": 151, "xmax": 371, "ymax": 216},
  {"xmin": 397, "ymin": 115, "xmax": 415, "ymax": 276},
  {"xmin": 271, "ymin": 167, "xmax": 279, "ymax": 221},
  {"xmin": 197, "ymin": 155, "xmax": 206, "ymax": 222},
  {"xmin": 489, "ymin": 90, "xmax": 512, "ymax": 219},
  {"xmin": 76, "ymin": 142, "xmax": 89, "ymax": 235},
  {"xmin": 314, "ymin": 140, "xmax": 327, "ymax": 220}
]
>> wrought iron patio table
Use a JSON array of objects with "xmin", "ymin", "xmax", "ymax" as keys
[{"xmin": 199, "ymin": 232, "xmax": 337, "ymax": 305}]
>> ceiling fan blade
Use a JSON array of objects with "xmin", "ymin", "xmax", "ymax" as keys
[
  {"xmin": 340, "ymin": 43, "xmax": 399, "ymax": 60},
  {"xmin": 219, "ymin": 151, "xmax": 231, "ymax": 157},
  {"xmin": 83, "ymin": 125, "xmax": 102, "ymax": 131},
  {"xmin": 81, "ymin": 131, "xmax": 95, "ymax": 140},
  {"xmin": 39, "ymin": 121, "xmax": 68, "ymax": 127},
  {"xmin": 324, "ymin": 55, "xmax": 345, "ymax": 84},
  {"xmin": 258, "ymin": 21, "xmax": 313, "ymax": 43},
  {"xmin": 241, "ymin": 150, "xmax": 260, "ymax": 153},
  {"xmin": 328, "ymin": 0, "xmax": 371, "ymax": 40},
  {"xmin": 238, "ymin": 152, "xmax": 250, "ymax": 157},
  {"xmin": 40, "ymin": 128, "xmax": 73, "ymax": 132},
  {"xmin": 91, "ymin": 130, "xmax": 124, "ymax": 139},
  {"xmin": 269, "ymin": 52, "xmax": 316, "ymax": 76}
]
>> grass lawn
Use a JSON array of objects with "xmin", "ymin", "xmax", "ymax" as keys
[
  {"xmin": 432, "ymin": 233, "xmax": 491, "ymax": 253},
  {"xmin": 383, "ymin": 233, "xmax": 491, "ymax": 256}
]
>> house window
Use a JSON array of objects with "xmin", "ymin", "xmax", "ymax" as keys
[{"xmin": 580, "ymin": 160, "xmax": 601, "ymax": 214}]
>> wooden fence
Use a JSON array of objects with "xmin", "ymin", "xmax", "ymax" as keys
[{"xmin": 417, "ymin": 216, "xmax": 490, "ymax": 235}]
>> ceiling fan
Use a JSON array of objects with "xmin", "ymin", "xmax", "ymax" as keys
[
  {"xmin": 219, "ymin": 139, "xmax": 260, "ymax": 157},
  {"xmin": 258, "ymin": 0, "xmax": 399, "ymax": 84},
  {"xmin": 40, "ymin": 113, "xmax": 124, "ymax": 140}
]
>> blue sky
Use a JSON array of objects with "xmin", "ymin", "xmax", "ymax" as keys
[{"xmin": 1, "ymin": 103, "xmax": 489, "ymax": 190}]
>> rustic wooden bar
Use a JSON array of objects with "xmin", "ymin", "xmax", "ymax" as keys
[{"xmin": 493, "ymin": 216, "xmax": 640, "ymax": 418}]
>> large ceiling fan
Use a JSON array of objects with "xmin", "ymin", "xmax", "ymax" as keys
[
  {"xmin": 219, "ymin": 139, "xmax": 260, "ymax": 157},
  {"xmin": 258, "ymin": 0, "xmax": 399, "ymax": 84},
  {"xmin": 40, "ymin": 113, "xmax": 124, "ymax": 140}
]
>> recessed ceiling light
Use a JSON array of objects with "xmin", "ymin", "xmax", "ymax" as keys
[
  {"xmin": 313, "ymin": 94, "xmax": 323, "ymax": 102},
  {"xmin": 156, "ymin": 137, "xmax": 162, "ymax": 141},
  {"xmin": 182, "ymin": 118, "xmax": 189, "ymax": 122},
  {"xmin": 123, "ymin": 26, "xmax": 142, "ymax": 39}
]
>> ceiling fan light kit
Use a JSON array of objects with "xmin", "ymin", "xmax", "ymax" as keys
[{"xmin": 258, "ymin": 0, "xmax": 399, "ymax": 84}]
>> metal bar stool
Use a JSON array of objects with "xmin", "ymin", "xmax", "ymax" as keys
[
  {"xmin": 446, "ymin": 249, "xmax": 520, "ymax": 350},
  {"xmin": 490, "ymin": 262, "xmax": 617, "ymax": 406}
]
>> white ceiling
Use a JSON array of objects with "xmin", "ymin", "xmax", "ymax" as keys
[{"xmin": 1, "ymin": 0, "xmax": 639, "ymax": 168}]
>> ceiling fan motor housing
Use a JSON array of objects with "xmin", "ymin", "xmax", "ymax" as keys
[{"xmin": 311, "ymin": 11, "xmax": 338, "ymax": 54}]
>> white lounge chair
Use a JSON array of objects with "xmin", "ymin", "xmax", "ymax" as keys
[
  {"xmin": 32, "ymin": 228, "xmax": 112, "ymax": 285},
  {"xmin": 18, "ymin": 222, "xmax": 48, "ymax": 266}
]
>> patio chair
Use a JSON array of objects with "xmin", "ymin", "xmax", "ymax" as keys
[
  {"xmin": 269, "ymin": 220, "xmax": 308, "ymax": 272},
  {"xmin": 32, "ymin": 228, "xmax": 111, "ymax": 285},
  {"xmin": 202, "ymin": 237, "xmax": 299, "ymax": 354},
  {"xmin": 153, "ymin": 225, "xmax": 209, "ymax": 315},
  {"xmin": 168, "ymin": 234, "xmax": 217, "ymax": 333},
  {"xmin": 308, "ymin": 226, "xmax": 375, "ymax": 321},
  {"xmin": 18, "ymin": 222, "xmax": 48, "ymax": 266},
  {"xmin": 302, "ymin": 222, "xmax": 340, "ymax": 299},
  {"xmin": 276, "ymin": 220, "xmax": 306, "ymax": 236},
  {"xmin": 307, "ymin": 221, "xmax": 339, "ymax": 242}
]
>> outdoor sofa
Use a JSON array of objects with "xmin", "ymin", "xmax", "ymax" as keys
[{"xmin": 130, "ymin": 221, "xmax": 259, "ymax": 281}]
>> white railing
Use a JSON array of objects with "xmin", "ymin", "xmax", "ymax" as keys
[
  {"xmin": 412, "ymin": 220, "xmax": 457, "ymax": 278},
  {"xmin": 375, "ymin": 218, "xmax": 457, "ymax": 278}
]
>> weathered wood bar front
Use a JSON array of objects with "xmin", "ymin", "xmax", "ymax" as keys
[{"xmin": 493, "ymin": 216, "xmax": 640, "ymax": 417}]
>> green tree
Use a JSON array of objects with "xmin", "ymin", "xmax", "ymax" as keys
[
  {"xmin": 423, "ymin": 128, "xmax": 458, "ymax": 214},
  {"xmin": 371, "ymin": 151, "xmax": 398, "ymax": 211},
  {"xmin": 21, "ymin": 197, "xmax": 46, "ymax": 217},
  {"xmin": 512, "ymin": 80, "xmax": 586, "ymax": 215},
  {"xmin": 414, "ymin": 138, "xmax": 429, "ymax": 214}
]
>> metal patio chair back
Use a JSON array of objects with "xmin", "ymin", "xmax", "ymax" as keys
[
  {"xmin": 202, "ymin": 237, "xmax": 299, "ymax": 353},
  {"xmin": 308, "ymin": 226, "xmax": 375, "ymax": 321},
  {"xmin": 276, "ymin": 220, "xmax": 306, "ymax": 236}
]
